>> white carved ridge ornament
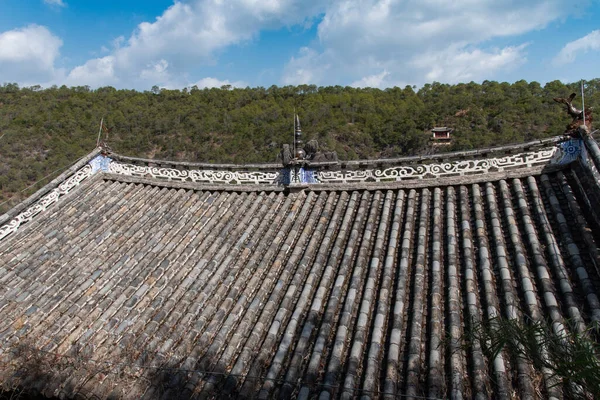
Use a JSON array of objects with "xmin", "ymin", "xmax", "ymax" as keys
[
  {"xmin": 316, "ymin": 148, "xmax": 559, "ymax": 183},
  {"xmin": 108, "ymin": 161, "xmax": 281, "ymax": 185},
  {"xmin": 108, "ymin": 147, "xmax": 559, "ymax": 185},
  {"xmin": 0, "ymin": 145, "xmax": 567, "ymax": 242},
  {"xmin": 0, "ymin": 165, "xmax": 93, "ymax": 241}
]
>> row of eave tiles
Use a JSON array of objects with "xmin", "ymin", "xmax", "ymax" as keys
[{"xmin": 0, "ymin": 168, "xmax": 599, "ymax": 400}]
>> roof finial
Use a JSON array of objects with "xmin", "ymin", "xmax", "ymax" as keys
[
  {"xmin": 582, "ymin": 79, "xmax": 586, "ymax": 127},
  {"xmin": 294, "ymin": 113, "xmax": 305, "ymax": 160},
  {"xmin": 553, "ymin": 91, "xmax": 593, "ymax": 137},
  {"xmin": 96, "ymin": 117, "xmax": 104, "ymax": 148}
]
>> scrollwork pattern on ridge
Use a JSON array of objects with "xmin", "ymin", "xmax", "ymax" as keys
[
  {"xmin": 108, "ymin": 161, "xmax": 281, "ymax": 185},
  {"xmin": 0, "ymin": 165, "xmax": 93, "ymax": 241},
  {"xmin": 0, "ymin": 146, "xmax": 564, "ymax": 243},
  {"xmin": 317, "ymin": 148, "xmax": 558, "ymax": 183}
]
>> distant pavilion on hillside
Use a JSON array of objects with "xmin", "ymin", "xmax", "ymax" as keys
[{"xmin": 431, "ymin": 126, "xmax": 453, "ymax": 145}]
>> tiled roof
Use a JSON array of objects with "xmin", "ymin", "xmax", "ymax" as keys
[{"xmin": 1, "ymin": 136, "xmax": 600, "ymax": 399}]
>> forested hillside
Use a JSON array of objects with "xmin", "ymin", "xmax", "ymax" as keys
[{"xmin": 0, "ymin": 79, "xmax": 598, "ymax": 212}]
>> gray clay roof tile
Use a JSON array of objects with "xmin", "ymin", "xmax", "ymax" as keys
[{"xmin": 1, "ymin": 139, "xmax": 600, "ymax": 399}]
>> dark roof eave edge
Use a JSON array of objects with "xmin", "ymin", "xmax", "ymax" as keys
[
  {"xmin": 109, "ymin": 153, "xmax": 282, "ymax": 170},
  {"xmin": 0, "ymin": 147, "xmax": 103, "ymax": 226},
  {"xmin": 342, "ymin": 136, "xmax": 564, "ymax": 167}
]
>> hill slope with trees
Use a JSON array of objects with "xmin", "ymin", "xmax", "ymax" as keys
[{"xmin": 0, "ymin": 79, "xmax": 598, "ymax": 212}]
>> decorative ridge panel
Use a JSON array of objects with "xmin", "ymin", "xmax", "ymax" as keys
[
  {"xmin": 0, "ymin": 164, "xmax": 93, "ymax": 241},
  {"xmin": 0, "ymin": 143, "xmax": 575, "ymax": 243},
  {"xmin": 105, "ymin": 147, "xmax": 562, "ymax": 186},
  {"xmin": 107, "ymin": 161, "xmax": 283, "ymax": 185},
  {"xmin": 552, "ymin": 139, "xmax": 585, "ymax": 165},
  {"xmin": 108, "ymin": 135, "xmax": 563, "ymax": 170},
  {"xmin": 315, "ymin": 147, "xmax": 559, "ymax": 184}
]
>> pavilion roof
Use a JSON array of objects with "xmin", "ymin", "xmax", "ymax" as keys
[{"xmin": 1, "ymin": 135, "xmax": 600, "ymax": 399}]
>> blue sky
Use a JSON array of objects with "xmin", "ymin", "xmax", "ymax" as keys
[{"xmin": 0, "ymin": 0, "xmax": 599, "ymax": 90}]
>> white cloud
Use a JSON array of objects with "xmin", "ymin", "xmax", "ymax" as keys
[
  {"xmin": 553, "ymin": 30, "xmax": 600, "ymax": 65},
  {"xmin": 43, "ymin": 0, "xmax": 66, "ymax": 7},
  {"xmin": 0, "ymin": 25, "xmax": 63, "ymax": 85},
  {"xmin": 282, "ymin": 47, "xmax": 330, "ymax": 85},
  {"xmin": 317, "ymin": 0, "xmax": 562, "ymax": 53},
  {"xmin": 191, "ymin": 77, "xmax": 247, "ymax": 89},
  {"xmin": 351, "ymin": 70, "xmax": 390, "ymax": 88},
  {"xmin": 4, "ymin": 0, "xmax": 592, "ymax": 89},
  {"xmin": 66, "ymin": 56, "xmax": 117, "ymax": 87},
  {"xmin": 140, "ymin": 59, "xmax": 170, "ymax": 83},
  {"xmin": 65, "ymin": 0, "xmax": 325, "ymax": 88},
  {"xmin": 412, "ymin": 44, "xmax": 528, "ymax": 84},
  {"xmin": 282, "ymin": 0, "xmax": 570, "ymax": 86}
]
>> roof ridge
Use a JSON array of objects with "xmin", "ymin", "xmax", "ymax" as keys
[
  {"xmin": 107, "ymin": 135, "xmax": 566, "ymax": 170},
  {"xmin": 0, "ymin": 147, "xmax": 102, "ymax": 226}
]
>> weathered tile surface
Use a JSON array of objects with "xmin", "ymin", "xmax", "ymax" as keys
[{"xmin": 1, "ymin": 167, "xmax": 600, "ymax": 399}]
